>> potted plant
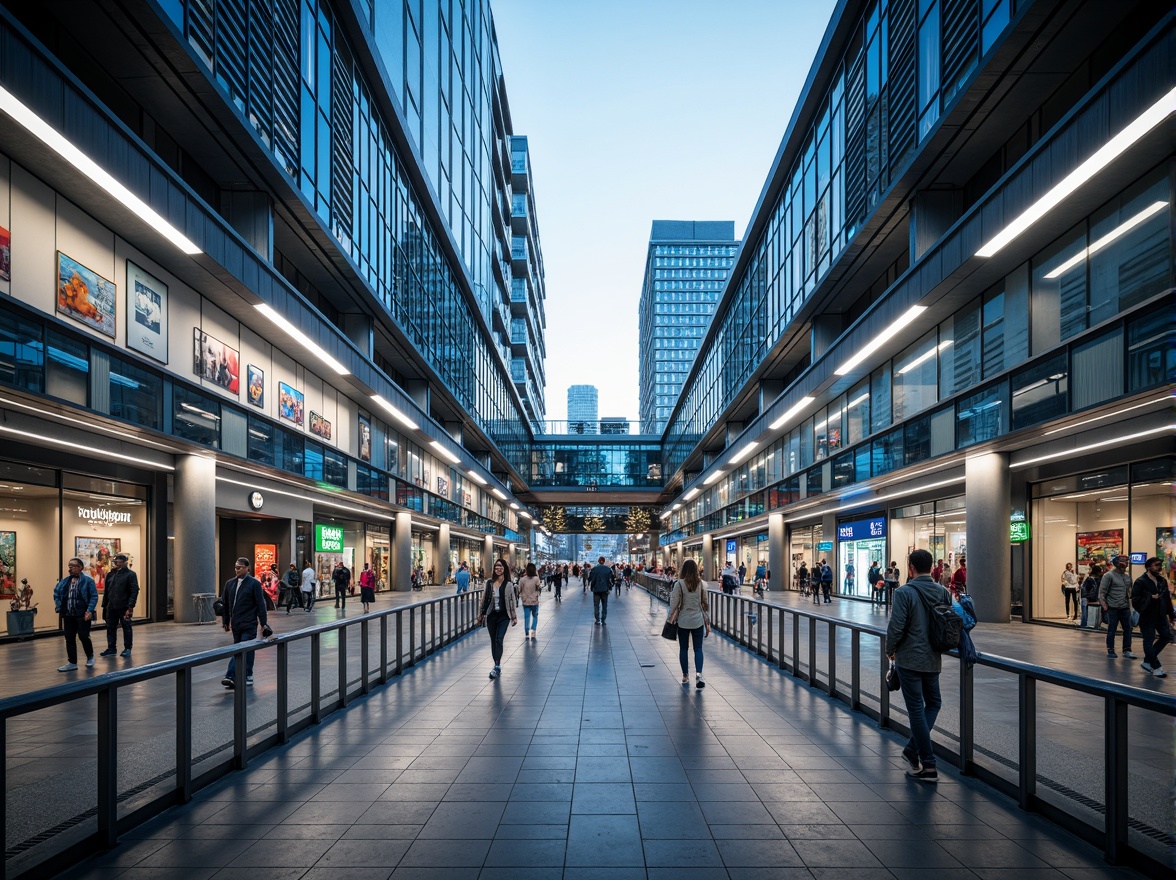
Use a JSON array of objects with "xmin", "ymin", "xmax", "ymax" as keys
[{"xmin": 7, "ymin": 578, "xmax": 37, "ymax": 637}]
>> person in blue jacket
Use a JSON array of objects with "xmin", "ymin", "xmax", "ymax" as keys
[{"xmin": 53, "ymin": 557, "xmax": 99, "ymax": 671}]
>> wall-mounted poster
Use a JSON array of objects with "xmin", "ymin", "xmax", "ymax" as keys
[
  {"xmin": 57, "ymin": 252, "xmax": 116, "ymax": 337},
  {"xmin": 309, "ymin": 411, "xmax": 332, "ymax": 440},
  {"xmin": 126, "ymin": 261, "xmax": 168, "ymax": 363},
  {"xmin": 1076, "ymin": 529, "xmax": 1123, "ymax": 569},
  {"xmin": 246, "ymin": 365, "xmax": 265, "ymax": 408},
  {"xmin": 1158, "ymin": 528, "xmax": 1176, "ymax": 589},
  {"xmin": 358, "ymin": 415, "xmax": 371, "ymax": 463},
  {"xmin": 194, "ymin": 329, "xmax": 240, "ymax": 394},
  {"xmin": 278, "ymin": 382, "xmax": 304, "ymax": 425},
  {"xmin": 462, "ymin": 491, "xmax": 472, "ymax": 509},
  {"xmin": 75, "ymin": 536, "xmax": 121, "ymax": 592},
  {"xmin": 253, "ymin": 544, "xmax": 278, "ymax": 580},
  {"xmin": 437, "ymin": 476, "xmax": 449, "ymax": 498},
  {"xmin": 0, "ymin": 530, "xmax": 15, "ymax": 597},
  {"xmin": 0, "ymin": 226, "xmax": 10, "ymax": 282}
]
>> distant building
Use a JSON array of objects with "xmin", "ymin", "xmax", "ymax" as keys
[
  {"xmin": 599, "ymin": 418, "xmax": 630, "ymax": 435},
  {"xmin": 567, "ymin": 385, "xmax": 599, "ymax": 434},
  {"xmin": 638, "ymin": 221, "xmax": 738, "ymax": 434}
]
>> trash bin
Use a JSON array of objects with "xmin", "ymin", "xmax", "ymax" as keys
[{"xmin": 193, "ymin": 593, "xmax": 217, "ymax": 624}]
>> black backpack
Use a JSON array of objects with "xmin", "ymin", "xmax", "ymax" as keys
[{"xmin": 916, "ymin": 586, "xmax": 963, "ymax": 652}]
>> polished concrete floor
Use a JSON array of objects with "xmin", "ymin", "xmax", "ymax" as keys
[{"xmin": 54, "ymin": 587, "xmax": 1148, "ymax": 880}]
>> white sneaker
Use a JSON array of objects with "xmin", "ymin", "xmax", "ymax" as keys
[
  {"xmin": 1152, "ymin": 666, "xmax": 1166, "ymax": 677},
  {"xmin": 695, "ymin": 674, "xmax": 706, "ymax": 689},
  {"xmin": 1122, "ymin": 651, "xmax": 1137, "ymax": 659},
  {"xmin": 57, "ymin": 663, "xmax": 78, "ymax": 672},
  {"xmin": 1141, "ymin": 662, "xmax": 1154, "ymax": 673},
  {"xmin": 85, "ymin": 656, "xmax": 95, "ymax": 668}
]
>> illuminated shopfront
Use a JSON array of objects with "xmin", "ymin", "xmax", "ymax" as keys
[{"xmin": 836, "ymin": 515, "xmax": 887, "ymax": 599}]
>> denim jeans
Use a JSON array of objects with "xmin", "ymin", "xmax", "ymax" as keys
[
  {"xmin": 1104, "ymin": 606, "xmax": 1133, "ymax": 652},
  {"xmin": 226, "ymin": 625, "xmax": 258, "ymax": 679},
  {"xmin": 593, "ymin": 592, "xmax": 609, "ymax": 622},
  {"xmin": 1079, "ymin": 597, "xmax": 1095, "ymax": 628},
  {"xmin": 486, "ymin": 611, "xmax": 510, "ymax": 665},
  {"xmin": 1139, "ymin": 618, "xmax": 1172, "ymax": 668},
  {"xmin": 896, "ymin": 667, "xmax": 942, "ymax": 768},
  {"xmin": 523, "ymin": 604, "xmax": 538, "ymax": 632},
  {"xmin": 677, "ymin": 625, "xmax": 704, "ymax": 674}
]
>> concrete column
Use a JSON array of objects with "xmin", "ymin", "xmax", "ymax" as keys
[
  {"xmin": 173, "ymin": 455, "xmax": 216, "ymax": 622},
  {"xmin": 966, "ymin": 451, "xmax": 1011, "ymax": 623},
  {"xmin": 769, "ymin": 514, "xmax": 785, "ymax": 593},
  {"xmin": 702, "ymin": 533, "xmax": 714, "ymax": 583},
  {"xmin": 437, "ymin": 524, "xmax": 450, "ymax": 583},
  {"xmin": 391, "ymin": 512, "xmax": 412, "ymax": 591},
  {"xmin": 675, "ymin": 541, "xmax": 684, "ymax": 570},
  {"xmin": 484, "ymin": 535, "xmax": 495, "ymax": 567}
]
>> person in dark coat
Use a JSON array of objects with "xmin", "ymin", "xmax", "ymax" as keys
[
  {"xmin": 53, "ymin": 557, "xmax": 99, "ymax": 671},
  {"xmin": 588, "ymin": 556, "xmax": 614, "ymax": 624},
  {"xmin": 99, "ymin": 553, "xmax": 139, "ymax": 658},
  {"xmin": 219, "ymin": 557, "xmax": 269, "ymax": 689}
]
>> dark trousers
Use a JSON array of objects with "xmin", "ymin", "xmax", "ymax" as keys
[
  {"xmin": 821, "ymin": 582, "xmax": 831, "ymax": 603},
  {"xmin": 593, "ymin": 592, "xmax": 609, "ymax": 622},
  {"xmin": 897, "ymin": 667, "xmax": 942, "ymax": 768},
  {"xmin": 677, "ymin": 625, "xmax": 704, "ymax": 674},
  {"xmin": 554, "ymin": 580, "xmax": 562, "ymax": 600},
  {"xmin": 105, "ymin": 608, "xmax": 132, "ymax": 649},
  {"xmin": 1139, "ymin": 618, "xmax": 1172, "ymax": 667},
  {"xmin": 62, "ymin": 614, "xmax": 94, "ymax": 664},
  {"xmin": 334, "ymin": 584, "xmax": 347, "ymax": 607},
  {"xmin": 1062, "ymin": 588, "xmax": 1078, "ymax": 617},
  {"xmin": 226, "ymin": 625, "xmax": 258, "ymax": 679},
  {"xmin": 1105, "ymin": 606, "xmax": 1133, "ymax": 652},
  {"xmin": 486, "ymin": 611, "xmax": 510, "ymax": 665},
  {"xmin": 285, "ymin": 586, "xmax": 304, "ymax": 611}
]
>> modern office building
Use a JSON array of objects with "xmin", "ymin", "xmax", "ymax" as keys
[
  {"xmin": 656, "ymin": 0, "xmax": 1174, "ymax": 627},
  {"xmin": 567, "ymin": 384, "xmax": 598, "ymax": 434},
  {"xmin": 638, "ymin": 220, "xmax": 738, "ymax": 434},
  {"xmin": 599, "ymin": 418, "xmax": 631, "ymax": 435},
  {"xmin": 0, "ymin": 0, "xmax": 545, "ymax": 627}
]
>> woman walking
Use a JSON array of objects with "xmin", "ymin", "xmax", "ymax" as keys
[
  {"xmin": 476, "ymin": 558, "xmax": 518, "ymax": 679},
  {"xmin": 667, "ymin": 559, "xmax": 710, "ymax": 689},
  {"xmin": 518, "ymin": 562, "xmax": 542, "ymax": 638}
]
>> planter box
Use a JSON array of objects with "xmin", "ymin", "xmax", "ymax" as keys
[{"xmin": 6, "ymin": 609, "xmax": 37, "ymax": 637}]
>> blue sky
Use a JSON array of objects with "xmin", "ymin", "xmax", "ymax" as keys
[{"xmin": 491, "ymin": 0, "xmax": 838, "ymax": 424}]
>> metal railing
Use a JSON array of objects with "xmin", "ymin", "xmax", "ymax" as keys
[
  {"xmin": 0, "ymin": 591, "xmax": 482, "ymax": 880},
  {"xmin": 636, "ymin": 574, "xmax": 1174, "ymax": 877}
]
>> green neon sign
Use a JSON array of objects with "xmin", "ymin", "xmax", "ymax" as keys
[
  {"xmin": 1010, "ymin": 521, "xmax": 1030, "ymax": 543},
  {"xmin": 315, "ymin": 524, "xmax": 345, "ymax": 553}
]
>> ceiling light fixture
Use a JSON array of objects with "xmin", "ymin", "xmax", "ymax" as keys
[
  {"xmin": 371, "ymin": 395, "xmax": 419, "ymax": 430},
  {"xmin": 0, "ymin": 85, "xmax": 202, "ymax": 254},
  {"xmin": 703, "ymin": 470, "xmax": 724, "ymax": 485},
  {"xmin": 256, "ymin": 304, "xmax": 349, "ymax": 375},
  {"xmin": 1042, "ymin": 395, "xmax": 1172, "ymax": 435},
  {"xmin": 428, "ymin": 440, "xmax": 461, "ymax": 464},
  {"xmin": 728, "ymin": 441, "xmax": 759, "ymax": 465},
  {"xmin": 834, "ymin": 305, "xmax": 928, "ymax": 376},
  {"xmin": 769, "ymin": 396, "xmax": 815, "ymax": 430},
  {"xmin": 976, "ymin": 86, "xmax": 1176, "ymax": 258},
  {"xmin": 0, "ymin": 425, "xmax": 175, "ymax": 470},
  {"xmin": 466, "ymin": 470, "xmax": 488, "ymax": 485},
  {"xmin": 683, "ymin": 487, "xmax": 700, "ymax": 501},
  {"xmin": 898, "ymin": 340, "xmax": 953, "ymax": 375},
  {"xmin": 1044, "ymin": 201, "xmax": 1168, "ymax": 278},
  {"xmin": 491, "ymin": 488, "xmax": 508, "ymax": 500},
  {"xmin": 1012, "ymin": 427, "xmax": 1171, "ymax": 469}
]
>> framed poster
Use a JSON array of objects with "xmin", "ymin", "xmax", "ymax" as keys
[
  {"xmin": 437, "ymin": 475, "xmax": 449, "ymax": 498},
  {"xmin": 358, "ymin": 415, "xmax": 371, "ymax": 463},
  {"xmin": 309, "ymin": 411, "xmax": 332, "ymax": 440},
  {"xmin": 126, "ymin": 261, "xmax": 168, "ymax": 363},
  {"xmin": 193, "ymin": 329, "xmax": 240, "ymax": 394},
  {"xmin": 1076, "ymin": 529, "xmax": 1123, "ymax": 568},
  {"xmin": 57, "ymin": 252, "xmax": 116, "ymax": 337},
  {"xmin": 1158, "ymin": 528, "xmax": 1176, "ymax": 589},
  {"xmin": 75, "ymin": 536, "xmax": 121, "ymax": 592},
  {"xmin": 253, "ymin": 544, "xmax": 278, "ymax": 580},
  {"xmin": 278, "ymin": 382, "xmax": 304, "ymax": 426},
  {"xmin": 0, "ymin": 226, "xmax": 10, "ymax": 282},
  {"xmin": 462, "ymin": 490, "xmax": 472, "ymax": 509},
  {"xmin": 246, "ymin": 365, "xmax": 265, "ymax": 408},
  {"xmin": 0, "ymin": 530, "xmax": 15, "ymax": 597}
]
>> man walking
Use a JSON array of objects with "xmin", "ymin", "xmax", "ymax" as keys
[
  {"xmin": 53, "ymin": 557, "xmax": 98, "ymax": 671},
  {"xmin": 219, "ymin": 557, "xmax": 269, "ymax": 689},
  {"xmin": 721, "ymin": 561, "xmax": 739, "ymax": 595},
  {"xmin": 819, "ymin": 558, "xmax": 834, "ymax": 604},
  {"xmin": 1132, "ymin": 556, "xmax": 1173, "ymax": 677},
  {"xmin": 99, "ymin": 553, "xmax": 139, "ymax": 658},
  {"xmin": 455, "ymin": 561, "xmax": 471, "ymax": 594},
  {"xmin": 300, "ymin": 559, "xmax": 316, "ymax": 612},
  {"xmin": 589, "ymin": 556, "xmax": 613, "ymax": 625},
  {"xmin": 284, "ymin": 563, "xmax": 302, "ymax": 613},
  {"xmin": 1099, "ymin": 555, "xmax": 1136, "ymax": 659},
  {"xmin": 886, "ymin": 549, "xmax": 948, "ymax": 783},
  {"xmin": 332, "ymin": 560, "xmax": 352, "ymax": 610}
]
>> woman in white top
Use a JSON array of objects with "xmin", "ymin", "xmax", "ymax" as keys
[
  {"xmin": 668, "ymin": 559, "xmax": 711, "ymax": 689},
  {"xmin": 476, "ymin": 559, "xmax": 518, "ymax": 679},
  {"xmin": 1060, "ymin": 562, "xmax": 1079, "ymax": 621},
  {"xmin": 518, "ymin": 562, "xmax": 543, "ymax": 639}
]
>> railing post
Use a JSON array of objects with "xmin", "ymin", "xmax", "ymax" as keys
[
  {"xmin": 338, "ymin": 625, "xmax": 349, "ymax": 709},
  {"xmin": 233, "ymin": 650, "xmax": 247, "ymax": 769},
  {"xmin": 791, "ymin": 610, "xmax": 799, "ymax": 676},
  {"xmin": 379, "ymin": 613, "xmax": 389, "ymax": 684},
  {"xmin": 430, "ymin": 602, "xmax": 437, "ymax": 653},
  {"xmin": 827, "ymin": 622, "xmax": 837, "ymax": 697},
  {"xmin": 757, "ymin": 602, "xmax": 764, "ymax": 655},
  {"xmin": 408, "ymin": 607, "xmax": 416, "ymax": 667},
  {"xmin": 1104, "ymin": 696, "xmax": 1129, "ymax": 863},
  {"xmin": 419, "ymin": 604, "xmax": 427, "ymax": 659},
  {"xmin": 1018, "ymin": 674, "xmax": 1036, "ymax": 811},
  {"xmin": 396, "ymin": 610, "xmax": 404, "ymax": 674},
  {"xmin": 807, "ymin": 616, "xmax": 818, "ymax": 686},
  {"xmin": 879, "ymin": 635, "xmax": 890, "ymax": 727},
  {"xmin": 850, "ymin": 630, "xmax": 861, "ymax": 711},
  {"xmin": 777, "ymin": 609, "xmax": 786, "ymax": 670},
  {"xmin": 96, "ymin": 686, "xmax": 118, "ymax": 848},
  {"xmin": 766, "ymin": 605, "xmax": 773, "ymax": 663},
  {"xmin": 176, "ymin": 668, "xmax": 192, "ymax": 802},
  {"xmin": 959, "ymin": 651, "xmax": 973, "ymax": 774},
  {"xmin": 310, "ymin": 633, "xmax": 322, "ymax": 723},
  {"xmin": 276, "ymin": 642, "xmax": 289, "ymax": 744},
  {"xmin": 361, "ymin": 618, "xmax": 371, "ymax": 695}
]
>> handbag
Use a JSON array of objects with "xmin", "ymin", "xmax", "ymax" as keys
[
  {"xmin": 661, "ymin": 618, "xmax": 679, "ymax": 640},
  {"xmin": 886, "ymin": 662, "xmax": 901, "ymax": 692}
]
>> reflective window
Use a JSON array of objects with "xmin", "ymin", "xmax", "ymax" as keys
[
  {"xmin": 893, "ymin": 331, "xmax": 938, "ymax": 421},
  {"xmin": 108, "ymin": 356, "xmax": 162, "ymax": 430},
  {"xmin": 45, "ymin": 331, "xmax": 88, "ymax": 406},
  {"xmin": 957, "ymin": 382, "xmax": 1006, "ymax": 448},
  {"xmin": 172, "ymin": 385, "xmax": 221, "ymax": 447},
  {"xmin": 0, "ymin": 309, "xmax": 44, "ymax": 392},
  {"xmin": 1011, "ymin": 354, "xmax": 1068, "ymax": 431},
  {"xmin": 247, "ymin": 416, "xmax": 275, "ymax": 466},
  {"xmin": 1127, "ymin": 309, "xmax": 1175, "ymax": 393}
]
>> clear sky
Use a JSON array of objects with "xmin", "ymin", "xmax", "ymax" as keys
[{"xmin": 490, "ymin": 0, "xmax": 838, "ymax": 424}]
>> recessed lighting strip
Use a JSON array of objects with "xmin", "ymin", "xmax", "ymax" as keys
[
  {"xmin": 256, "ymin": 304, "xmax": 349, "ymax": 375},
  {"xmin": 0, "ymin": 85, "xmax": 201, "ymax": 255},
  {"xmin": 769, "ymin": 396, "xmax": 815, "ymax": 431},
  {"xmin": 834, "ymin": 306, "xmax": 927, "ymax": 376},
  {"xmin": 728, "ymin": 441, "xmax": 759, "ymax": 465},
  {"xmin": 428, "ymin": 439, "xmax": 461, "ymax": 464},
  {"xmin": 0, "ymin": 424, "xmax": 175, "ymax": 470},
  {"xmin": 1043, "ymin": 201, "xmax": 1168, "ymax": 279},
  {"xmin": 371, "ymin": 395, "xmax": 419, "ymax": 430},
  {"xmin": 1012, "ymin": 426, "xmax": 1172, "ymax": 469},
  {"xmin": 1041, "ymin": 395, "xmax": 1172, "ymax": 435}
]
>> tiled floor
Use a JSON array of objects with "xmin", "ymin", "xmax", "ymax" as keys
[{"xmin": 60, "ymin": 588, "xmax": 1146, "ymax": 880}]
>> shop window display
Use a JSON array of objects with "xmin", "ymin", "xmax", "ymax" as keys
[{"xmin": 890, "ymin": 497, "xmax": 967, "ymax": 588}]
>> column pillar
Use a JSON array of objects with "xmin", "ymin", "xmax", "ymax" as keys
[
  {"xmin": 966, "ymin": 451, "xmax": 1011, "ymax": 623},
  {"xmin": 484, "ymin": 535, "xmax": 495, "ymax": 567},
  {"xmin": 675, "ymin": 541, "xmax": 684, "ymax": 571},
  {"xmin": 769, "ymin": 514, "xmax": 785, "ymax": 593},
  {"xmin": 173, "ymin": 455, "xmax": 216, "ymax": 622},
  {"xmin": 437, "ymin": 523, "xmax": 450, "ymax": 584},
  {"xmin": 390, "ymin": 512, "xmax": 412, "ymax": 591},
  {"xmin": 702, "ymin": 533, "xmax": 714, "ymax": 584}
]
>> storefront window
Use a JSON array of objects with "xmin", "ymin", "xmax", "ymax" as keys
[
  {"xmin": 837, "ymin": 515, "xmax": 886, "ymax": 599},
  {"xmin": 0, "ymin": 463, "xmax": 59, "ymax": 633},
  {"xmin": 789, "ymin": 524, "xmax": 822, "ymax": 591},
  {"xmin": 891, "ymin": 497, "xmax": 967, "ymax": 585},
  {"xmin": 247, "ymin": 416, "xmax": 275, "ymax": 465}
]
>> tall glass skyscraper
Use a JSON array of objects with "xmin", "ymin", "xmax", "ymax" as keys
[
  {"xmin": 638, "ymin": 221, "xmax": 738, "ymax": 434},
  {"xmin": 567, "ymin": 385, "xmax": 599, "ymax": 434}
]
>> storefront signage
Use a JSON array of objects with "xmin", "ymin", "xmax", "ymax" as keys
[
  {"xmin": 1129, "ymin": 551, "xmax": 1147, "ymax": 565},
  {"xmin": 837, "ymin": 517, "xmax": 886, "ymax": 541},
  {"xmin": 77, "ymin": 505, "xmax": 133, "ymax": 526},
  {"xmin": 1010, "ymin": 521, "xmax": 1031, "ymax": 543},
  {"xmin": 660, "ymin": 530, "xmax": 685, "ymax": 546},
  {"xmin": 817, "ymin": 541, "xmax": 833, "ymax": 552},
  {"xmin": 756, "ymin": 533, "xmax": 770, "ymax": 544},
  {"xmin": 725, "ymin": 539, "xmax": 737, "ymax": 556},
  {"xmin": 503, "ymin": 529, "xmax": 520, "ymax": 543},
  {"xmin": 315, "ymin": 524, "xmax": 345, "ymax": 553}
]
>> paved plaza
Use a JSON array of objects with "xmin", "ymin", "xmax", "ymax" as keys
[{"xmin": 49, "ymin": 587, "xmax": 1151, "ymax": 879}]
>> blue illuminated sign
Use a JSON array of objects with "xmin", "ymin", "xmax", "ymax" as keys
[
  {"xmin": 817, "ymin": 541, "xmax": 834, "ymax": 552},
  {"xmin": 725, "ymin": 539, "xmax": 737, "ymax": 556},
  {"xmin": 1129, "ymin": 552, "xmax": 1147, "ymax": 565},
  {"xmin": 837, "ymin": 517, "xmax": 887, "ymax": 542}
]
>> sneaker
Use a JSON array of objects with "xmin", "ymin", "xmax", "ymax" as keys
[
  {"xmin": 901, "ymin": 747, "xmax": 921, "ymax": 773},
  {"xmin": 221, "ymin": 677, "xmax": 234, "ymax": 688},
  {"xmin": 595, "ymin": 620, "xmax": 600, "ymax": 625},
  {"xmin": 99, "ymin": 648, "xmax": 117, "ymax": 657},
  {"xmin": 1107, "ymin": 651, "xmax": 1117, "ymax": 658},
  {"xmin": 85, "ymin": 656, "xmax": 95, "ymax": 667},
  {"xmin": 907, "ymin": 766, "xmax": 938, "ymax": 783},
  {"xmin": 681, "ymin": 676, "xmax": 689, "ymax": 686},
  {"xmin": 1141, "ymin": 661, "xmax": 1154, "ymax": 673},
  {"xmin": 1153, "ymin": 666, "xmax": 1166, "ymax": 677},
  {"xmin": 695, "ymin": 674, "xmax": 705, "ymax": 689},
  {"xmin": 57, "ymin": 663, "xmax": 78, "ymax": 672},
  {"xmin": 488, "ymin": 667, "xmax": 499, "ymax": 680},
  {"xmin": 1122, "ymin": 651, "xmax": 1137, "ymax": 659},
  {"xmin": 246, "ymin": 676, "xmax": 254, "ymax": 686},
  {"xmin": 120, "ymin": 648, "xmax": 132, "ymax": 657}
]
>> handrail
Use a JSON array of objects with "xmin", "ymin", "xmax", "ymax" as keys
[
  {"xmin": 635, "ymin": 574, "xmax": 1174, "ymax": 877},
  {"xmin": 0, "ymin": 590, "xmax": 482, "ymax": 880}
]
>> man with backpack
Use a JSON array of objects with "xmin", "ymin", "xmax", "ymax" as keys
[
  {"xmin": 886, "ymin": 548, "xmax": 959, "ymax": 784},
  {"xmin": 818, "ymin": 559, "xmax": 833, "ymax": 604}
]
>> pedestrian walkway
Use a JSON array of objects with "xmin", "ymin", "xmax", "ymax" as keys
[{"xmin": 63, "ymin": 588, "xmax": 1141, "ymax": 879}]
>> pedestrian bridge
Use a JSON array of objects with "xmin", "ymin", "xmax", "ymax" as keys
[{"xmin": 51, "ymin": 588, "xmax": 1138, "ymax": 878}]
